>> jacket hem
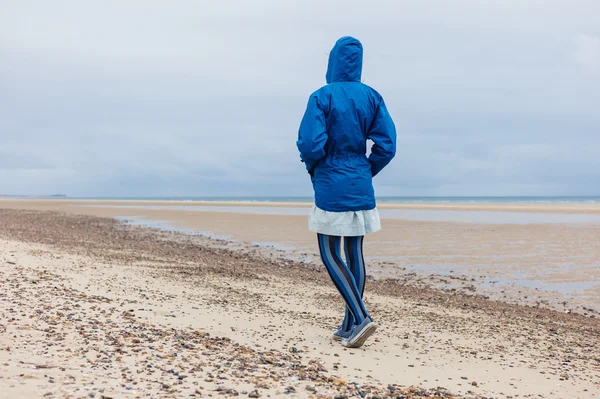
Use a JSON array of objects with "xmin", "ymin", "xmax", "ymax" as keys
[{"xmin": 313, "ymin": 202, "xmax": 377, "ymax": 213}]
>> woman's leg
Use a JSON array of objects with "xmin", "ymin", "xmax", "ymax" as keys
[
  {"xmin": 317, "ymin": 234, "xmax": 370, "ymax": 327},
  {"xmin": 340, "ymin": 236, "xmax": 366, "ymax": 331}
]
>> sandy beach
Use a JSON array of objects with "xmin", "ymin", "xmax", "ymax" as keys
[{"xmin": 1, "ymin": 202, "xmax": 600, "ymax": 398}]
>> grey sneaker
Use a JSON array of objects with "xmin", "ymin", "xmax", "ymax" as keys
[
  {"xmin": 332, "ymin": 326, "xmax": 352, "ymax": 341},
  {"xmin": 341, "ymin": 318, "xmax": 377, "ymax": 348}
]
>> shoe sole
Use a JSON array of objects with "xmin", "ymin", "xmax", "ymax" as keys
[
  {"xmin": 342, "ymin": 322, "xmax": 377, "ymax": 348},
  {"xmin": 332, "ymin": 335, "xmax": 343, "ymax": 341}
]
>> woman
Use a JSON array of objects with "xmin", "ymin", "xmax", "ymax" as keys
[{"xmin": 297, "ymin": 36, "xmax": 397, "ymax": 348}]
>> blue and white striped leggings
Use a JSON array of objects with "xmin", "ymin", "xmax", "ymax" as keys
[{"xmin": 317, "ymin": 234, "xmax": 370, "ymax": 330}]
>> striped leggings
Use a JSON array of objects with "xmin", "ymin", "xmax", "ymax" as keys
[{"xmin": 317, "ymin": 234, "xmax": 370, "ymax": 330}]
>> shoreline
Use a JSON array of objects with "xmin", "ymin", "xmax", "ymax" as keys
[
  {"xmin": 0, "ymin": 200, "xmax": 600, "ymax": 314},
  {"xmin": 1, "ymin": 199, "xmax": 600, "ymax": 313},
  {"xmin": 116, "ymin": 215, "xmax": 600, "ymax": 314},
  {"xmin": 0, "ymin": 208, "xmax": 599, "ymax": 398}
]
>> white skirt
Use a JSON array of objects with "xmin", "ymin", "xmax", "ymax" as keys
[{"xmin": 308, "ymin": 205, "xmax": 381, "ymax": 237}]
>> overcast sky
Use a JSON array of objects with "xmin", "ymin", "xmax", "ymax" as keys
[{"xmin": 1, "ymin": 0, "xmax": 599, "ymax": 197}]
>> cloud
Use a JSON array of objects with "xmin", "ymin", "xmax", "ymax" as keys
[
  {"xmin": 574, "ymin": 34, "xmax": 600, "ymax": 75},
  {"xmin": 1, "ymin": 0, "xmax": 599, "ymax": 197}
]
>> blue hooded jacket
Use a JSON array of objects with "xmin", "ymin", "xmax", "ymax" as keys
[{"xmin": 297, "ymin": 36, "xmax": 397, "ymax": 212}]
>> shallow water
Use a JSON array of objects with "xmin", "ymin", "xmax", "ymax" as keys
[
  {"xmin": 115, "ymin": 216, "xmax": 230, "ymax": 241},
  {"xmin": 117, "ymin": 216, "xmax": 296, "ymax": 252},
  {"xmin": 92, "ymin": 205, "xmax": 600, "ymax": 224},
  {"xmin": 116, "ymin": 216, "xmax": 600, "ymax": 305},
  {"xmin": 482, "ymin": 278, "xmax": 600, "ymax": 296}
]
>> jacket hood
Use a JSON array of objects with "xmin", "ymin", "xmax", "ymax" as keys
[{"xmin": 326, "ymin": 36, "xmax": 363, "ymax": 84}]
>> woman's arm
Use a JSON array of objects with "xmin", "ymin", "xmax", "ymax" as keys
[
  {"xmin": 297, "ymin": 93, "xmax": 328, "ymax": 176},
  {"xmin": 367, "ymin": 97, "xmax": 396, "ymax": 177}
]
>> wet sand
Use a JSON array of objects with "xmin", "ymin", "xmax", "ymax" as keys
[
  {"xmin": 4, "ymin": 198, "xmax": 600, "ymax": 214},
  {"xmin": 1, "ymin": 199, "xmax": 600, "ymax": 312},
  {"xmin": 0, "ymin": 209, "xmax": 599, "ymax": 398}
]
